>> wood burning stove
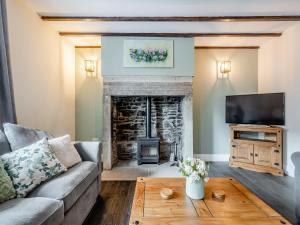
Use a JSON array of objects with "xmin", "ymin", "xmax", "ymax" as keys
[
  {"xmin": 137, "ymin": 137, "xmax": 160, "ymax": 165},
  {"xmin": 137, "ymin": 97, "xmax": 160, "ymax": 165}
]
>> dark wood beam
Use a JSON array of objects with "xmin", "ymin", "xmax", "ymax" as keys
[
  {"xmin": 74, "ymin": 45, "xmax": 258, "ymax": 49},
  {"xmin": 75, "ymin": 46, "xmax": 101, "ymax": 48},
  {"xmin": 195, "ymin": 46, "xmax": 260, "ymax": 49},
  {"xmin": 60, "ymin": 32, "xmax": 282, "ymax": 37},
  {"xmin": 41, "ymin": 15, "xmax": 300, "ymax": 22},
  {"xmin": 75, "ymin": 45, "xmax": 259, "ymax": 49}
]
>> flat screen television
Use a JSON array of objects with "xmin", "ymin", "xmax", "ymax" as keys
[{"xmin": 226, "ymin": 93, "xmax": 285, "ymax": 125}]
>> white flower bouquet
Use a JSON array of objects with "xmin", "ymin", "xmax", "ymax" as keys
[
  {"xmin": 179, "ymin": 158, "xmax": 210, "ymax": 183},
  {"xmin": 129, "ymin": 48, "xmax": 168, "ymax": 63}
]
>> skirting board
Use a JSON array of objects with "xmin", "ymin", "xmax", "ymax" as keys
[{"xmin": 193, "ymin": 154, "xmax": 230, "ymax": 161}]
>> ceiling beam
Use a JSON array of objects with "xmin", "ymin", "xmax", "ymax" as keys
[
  {"xmin": 41, "ymin": 15, "xmax": 300, "ymax": 22},
  {"xmin": 75, "ymin": 46, "xmax": 101, "ymax": 48},
  {"xmin": 195, "ymin": 46, "xmax": 260, "ymax": 49},
  {"xmin": 73, "ymin": 45, "xmax": 259, "ymax": 49},
  {"xmin": 59, "ymin": 32, "xmax": 282, "ymax": 37}
]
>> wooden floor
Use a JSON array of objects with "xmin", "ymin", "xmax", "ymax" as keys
[{"xmin": 84, "ymin": 162, "xmax": 296, "ymax": 225}]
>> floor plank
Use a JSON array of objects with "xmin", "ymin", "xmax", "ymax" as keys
[
  {"xmin": 84, "ymin": 181, "xmax": 136, "ymax": 225},
  {"xmin": 84, "ymin": 162, "xmax": 296, "ymax": 225}
]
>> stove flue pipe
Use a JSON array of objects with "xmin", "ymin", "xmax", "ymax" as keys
[{"xmin": 146, "ymin": 97, "xmax": 151, "ymax": 138}]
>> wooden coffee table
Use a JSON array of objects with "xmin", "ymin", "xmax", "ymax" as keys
[{"xmin": 129, "ymin": 177, "xmax": 291, "ymax": 225}]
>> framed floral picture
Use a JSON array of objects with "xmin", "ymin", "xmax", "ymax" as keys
[{"xmin": 123, "ymin": 40, "xmax": 174, "ymax": 68}]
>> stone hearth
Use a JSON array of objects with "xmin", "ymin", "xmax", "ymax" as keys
[{"xmin": 103, "ymin": 76, "xmax": 193, "ymax": 170}]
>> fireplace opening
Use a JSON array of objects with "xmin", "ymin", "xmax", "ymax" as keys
[{"xmin": 111, "ymin": 96, "xmax": 184, "ymax": 166}]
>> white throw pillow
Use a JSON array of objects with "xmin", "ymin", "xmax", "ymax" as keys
[{"xmin": 49, "ymin": 135, "xmax": 82, "ymax": 168}]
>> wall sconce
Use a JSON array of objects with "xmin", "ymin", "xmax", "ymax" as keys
[
  {"xmin": 217, "ymin": 61, "xmax": 231, "ymax": 79},
  {"xmin": 84, "ymin": 60, "xmax": 97, "ymax": 78}
]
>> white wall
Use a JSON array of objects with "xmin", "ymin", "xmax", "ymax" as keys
[
  {"xmin": 6, "ymin": 0, "xmax": 75, "ymax": 138},
  {"xmin": 258, "ymin": 22, "xmax": 300, "ymax": 176}
]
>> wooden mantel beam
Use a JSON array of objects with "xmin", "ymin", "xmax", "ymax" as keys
[
  {"xmin": 41, "ymin": 15, "xmax": 300, "ymax": 22},
  {"xmin": 59, "ymin": 32, "xmax": 282, "ymax": 37}
]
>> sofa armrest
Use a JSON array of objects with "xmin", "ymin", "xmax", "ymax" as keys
[
  {"xmin": 292, "ymin": 152, "xmax": 300, "ymax": 167},
  {"xmin": 292, "ymin": 152, "xmax": 300, "ymax": 223},
  {"xmin": 74, "ymin": 142, "xmax": 102, "ymax": 168}
]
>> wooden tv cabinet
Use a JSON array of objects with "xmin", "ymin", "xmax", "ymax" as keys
[{"xmin": 229, "ymin": 125, "xmax": 284, "ymax": 176}]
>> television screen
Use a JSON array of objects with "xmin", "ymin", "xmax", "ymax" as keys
[{"xmin": 226, "ymin": 93, "xmax": 285, "ymax": 125}]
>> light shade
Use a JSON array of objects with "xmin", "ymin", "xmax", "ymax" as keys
[
  {"xmin": 85, "ymin": 60, "xmax": 95, "ymax": 73},
  {"xmin": 220, "ymin": 61, "xmax": 231, "ymax": 74},
  {"xmin": 217, "ymin": 61, "xmax": 231, "ymax": 79},
  {"xmin": 84, "ymin": 60, "xmax": 97, "ymax": 78}
]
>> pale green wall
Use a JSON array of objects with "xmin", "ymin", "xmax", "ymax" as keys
[
  {"xmin": 75, "ymin": 43, "xmax": 259, "ymax": 155},
  {"xmin": 75, "ymin": 48, "xmax": 103, "ymax": 141},
  {"xmin": 193, "ymin": 49, "xmax": 258, "ymax": 155},
  {"xmin": 102, "ymin": 36, "xmax": 194, "ymax": 76}
]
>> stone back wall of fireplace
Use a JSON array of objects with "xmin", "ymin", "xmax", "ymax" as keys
[{"xmin": 112, "ymin": 96, "xmax": 183, "ymax": 164}]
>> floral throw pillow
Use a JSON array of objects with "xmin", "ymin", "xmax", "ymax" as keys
[
  {"xmin": 0, "ymin": 138, "xmax": 66, "ymax": 197},
  {"xmin": 0, "ymin": 159, "xmax": 16, "ymax": 202}
]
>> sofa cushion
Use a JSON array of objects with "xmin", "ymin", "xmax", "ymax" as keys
[
  {"xmin": 0, "ymin": 130, "xmax": 11, "ymax": 155},
  {"xmin": 0, "ymin": 159, "xmax": 16, "ymax": 203},
  {"xmin": 1, "ymin": 139, "xmax": 66, "ymax": 197},
  {"xmin": 0, "ymin": 197, "xmax": 64, "ymax": 225},
  {"xmin": 29, "ymin": 161, "xmax": 98, "ymax": 212},
  {"xmin": 3, "ymin": 123, "xmax": 54, "ymax": 151}
]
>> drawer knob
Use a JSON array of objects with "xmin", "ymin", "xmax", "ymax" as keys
[
  {"xmin": 274, "ymin": 150, "xmax": 280, "ymax": 153},
  {"xmin": 255, "ymin": 154, "xmax": 258, "ymax": 157},
  {"xmin": 232, "ymin": 156, "xmax": 236, "ymax": 159},
  {"xmin": 232, "ymin": 144, "xmax": 236, "ymax": 148},
  {"xmin": 274, "ymin": 163, "xmax": 279, "ymax": 166}
]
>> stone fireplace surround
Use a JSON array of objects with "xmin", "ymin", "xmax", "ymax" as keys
[{"xmin": 103, "ymin": 76, "xmax": 193, "ymax": 170}]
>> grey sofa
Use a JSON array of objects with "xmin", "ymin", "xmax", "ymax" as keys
[
  {"xmin": 292, "ymin": 152, "xmax": 300, "ymax": 224},
  {"xmin": 0, "ymin": 130, "xmax": 102, "ymax": 225}
]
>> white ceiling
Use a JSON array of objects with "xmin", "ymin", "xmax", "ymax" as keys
[
  {"xmin": 63, "ymin": 36, "xmax": 275, "ymax": 48},
  {"xmin": 194, "ymin": 37, "xmax": 276, "ymax": 47},
  {"xmin": 26, "ymin": 0, "xmax": 300, "ymax": 16},
  {"xmin": 63, "ymin": 36, "xmax": 101, "ymax": 46},
  {"xmin": 25, "ymin": 0, "xmax": 300, "ymax": 47}
]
